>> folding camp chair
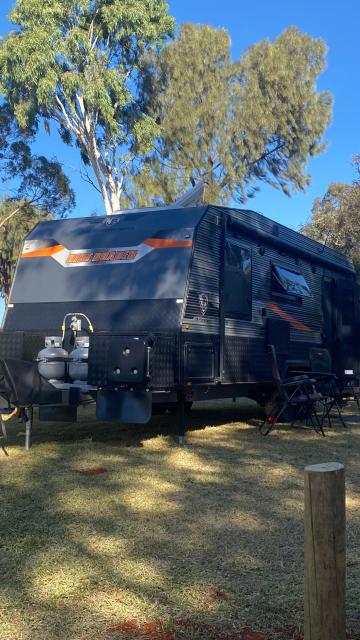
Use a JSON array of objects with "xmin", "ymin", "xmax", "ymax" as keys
[
  {"xmin": 309, "ymin": 348, "xmax": 354, "ymax": 427},
  {"xmin": 259, "ymin": 345, "xmax": 327, "ymax": 436}
]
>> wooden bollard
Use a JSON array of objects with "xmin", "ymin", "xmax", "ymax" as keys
[{"xmin": 304, "ymin": 462, "xmax": 346, "ymax": 640}]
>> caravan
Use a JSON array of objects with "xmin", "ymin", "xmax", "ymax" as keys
[{"xmin": 0, "ymin": 205, "xmax": 359, "ymax": 439}]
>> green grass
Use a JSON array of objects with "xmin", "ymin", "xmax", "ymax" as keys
[{"xmin": 0, "ymin": 400, "xmax": 359, "ymax": 640}]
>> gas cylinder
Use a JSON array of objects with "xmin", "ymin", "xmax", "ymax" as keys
[
  {"xmin": 37, "ymin": 337, "xmax": 68, "ymax": 382},
  {"xmin": 68, "ymin": 336, "xmax": 89, "ymax": 382}
]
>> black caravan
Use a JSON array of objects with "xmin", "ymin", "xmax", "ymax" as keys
[{"xmin": 1, "ymin": 205, "xmax": 359, "ymax": 439}]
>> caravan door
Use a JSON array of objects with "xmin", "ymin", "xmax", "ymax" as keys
[
  {"xmin": 322, "ymin": 277, "xmax": 360, "ymax": 374},
  {"xmin": 336, "ymin": 279, "xmax": 360, "ymax": 374}
]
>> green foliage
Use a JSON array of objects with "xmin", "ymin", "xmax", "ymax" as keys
[
  {"xmin": 0, "ymin": 104, "xmax": 74, "ymax": 301},
  {"xmin": 0, "ymin": 103, "xmax": 75, "ymax": 217},
  {"xmin": 301, "ymin": 157, "xmax": 360, "ymax": 276},
  {"xmin": 132, "ymin": 24, "xmax": 332, "ymax": 206},
  {"xmin": 0, "ymin": 199, "xmax": 51, "ymax": 301},
  {"xmin": 0, "ymin": 0, "xmax": 175, "ymax": 213},
  {"xmin": 16, "ymin": 155, "xmax": 75, "ymax": 218}
]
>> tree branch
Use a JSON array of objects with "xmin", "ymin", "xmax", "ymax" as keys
[
  {"xmin": 75, "ymin": 165, "xmax": 102, "ymax": 194},
  {"xmin": 247, "ymin": 141, "xmax": 286, "ymax": 168},
  {"xmin": 54, "ymin": 95, "xmax": 82, "ymax": 138},
  {"xmin": 0, "ymin": 187, "xmax": 47, "ymax": 228},
  {"xmin": 153, "ymin": 146, "xmax": 189, "ymax": 172},
  {"xmin": 0, "ymin": 204, "xmax": 23, "ymax": 228}
]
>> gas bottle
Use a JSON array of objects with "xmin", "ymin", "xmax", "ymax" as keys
[
  {"xmin": 37, "ymin": 337, "xmax": 68, "ymax": 382},
  {"xmin": 68, "ymin": 336, "xmax": 89, "ymax": 382}
]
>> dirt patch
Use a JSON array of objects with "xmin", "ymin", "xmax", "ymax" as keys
[
  {"xmin": 202, "ymin": 587, "xmax": 228, "ymax": 606},
  {"xmin": 105, "ymin": 619, "xmax": 174, "ymax": 639},
  {"xmin": 76, "ymin": 467, "xmax": 108, "ymax": 476}
]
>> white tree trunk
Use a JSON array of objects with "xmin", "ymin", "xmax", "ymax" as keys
[
  {"xmin": 110, "ymin": 189, "xmax": 121, "ymax": 213},
  {"xmin": 87, "ymin": 138, "xmax": 122, "ymax": 214},
  {"xmin": 53, "ymin": 99, "xmax": 124, "ymax": 215},
  {"xmin": 87, "ymin": 153, "xmax": 115, "ymax": 215}
]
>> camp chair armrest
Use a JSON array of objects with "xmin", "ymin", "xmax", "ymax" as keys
[
  {"xmin": 290, "ymin": 392, "xmax": 324, "ymax": 402},
  {"xmin": 313, "ymin": 372, "xmax": 338, "ymax": 380},
  {"xmin": 281, "ymin": 377, "xmax": 315, "ymax": 388}
]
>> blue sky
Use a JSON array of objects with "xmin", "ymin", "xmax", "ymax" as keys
[{"xmin": 1, "ymin": 0, "xmax": 360, "ymax": 317}]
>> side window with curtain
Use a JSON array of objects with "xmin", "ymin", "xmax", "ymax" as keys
[{"xmin": 224, "ymin": 241, "xmax": 252, "ymax": 319}]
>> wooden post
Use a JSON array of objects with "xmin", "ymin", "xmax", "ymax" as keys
[{"xmin": 304, "ymin": 462, "xmax": 346, "ymax": 640}]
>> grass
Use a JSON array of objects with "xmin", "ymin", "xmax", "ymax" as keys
[{"xmin": 0, "ymin": 399, "xmax": 359, "ymax": 640}]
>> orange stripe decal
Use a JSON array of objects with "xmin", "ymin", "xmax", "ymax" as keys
[
  {"xmin": 21, "ymin": 245, "xmax": 65, "ymax": 258},
  {"xmin": 144, "ymin": 238, "xmax": 193, "ymax": 249},
  {"xmin": 266, "ymin": 301, "xmax": 311, "ymax": 332}
]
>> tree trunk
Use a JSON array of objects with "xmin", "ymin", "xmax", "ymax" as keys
[
  {"xmin": 90, "ymin": 161, "xmax": 122, "ymax": 215},
  {"xmin": 109, "ymin": 189, "xmax": 121, "ymax": 213},
  {"xmin": 90, "ymin": 162, "xmax": 113, "ymax": 214}
]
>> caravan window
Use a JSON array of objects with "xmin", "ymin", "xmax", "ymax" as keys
[
  {"xmin": 224, "ymin": 242, "xmax": 252, "ymax": 319},
  {"xmin": 272, "ymin": 264, "xmax": 311, "ymax": 298}
]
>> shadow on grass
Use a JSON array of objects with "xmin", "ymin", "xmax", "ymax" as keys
[
  {"xmin": 0, "ymin": 401, "xmax": 359, "ymax": 640},
  {"xmin": 1, "ymin": 398, "xmax": 263, "ymax": 448}
]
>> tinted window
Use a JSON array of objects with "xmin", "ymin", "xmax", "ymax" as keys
[
  {"xmin": 272, "ymin": 265, "xmax": 311, "ymax": 297},
  {"xmin": 224, "ymin": 242, "xmax": 252, "ymax": 318}
]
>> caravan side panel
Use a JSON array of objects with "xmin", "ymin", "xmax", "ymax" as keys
[{"xmin": 181, "ymin": 209, "xmax": 222, "ymax": 382}]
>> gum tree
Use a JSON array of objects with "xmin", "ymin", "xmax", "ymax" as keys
[{"xmin": 0, "ymin": 0, "xmax": 174, "ymax": 214}]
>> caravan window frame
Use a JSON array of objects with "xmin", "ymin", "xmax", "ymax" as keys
[
  {"xmin": 271, "ymin": 263, "xmax": 311, "ymax": 304},
  {"xmin": 224, "ymin": 240, "xmax": 252, "ymax": 320}
]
